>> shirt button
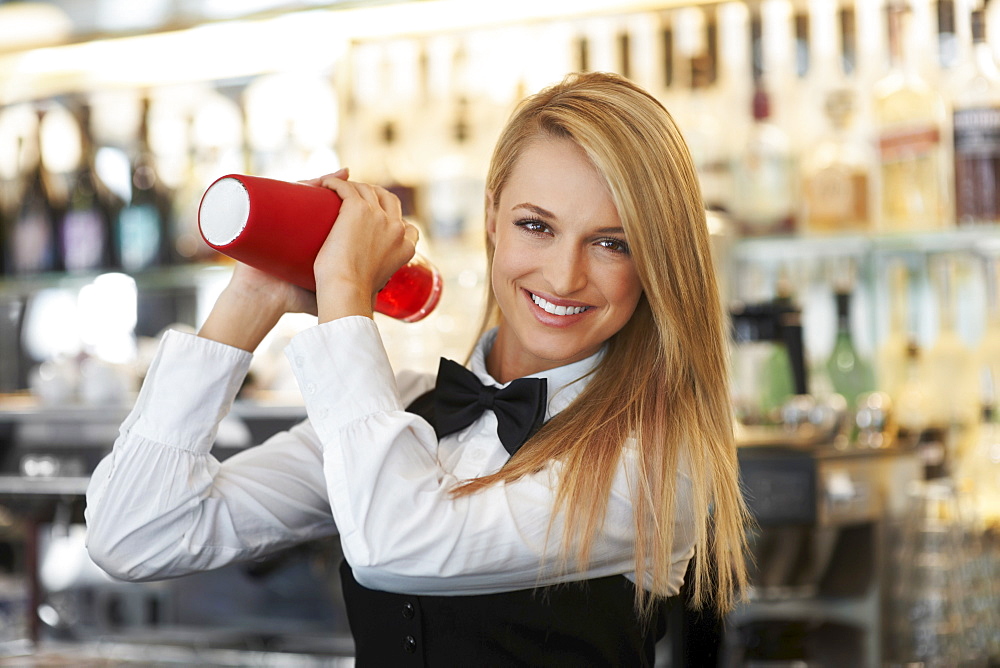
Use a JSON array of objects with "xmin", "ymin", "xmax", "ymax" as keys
[
  {"xmin": 294, "ymin": 355, "xmax": 305, "ymax": 368},
  {"xmin": 317, "ymin": 408, "xmax": 329, "ymax": 420},
  {"xmin": 402, "ymin": 635, "xmax": 417, "ymax": 653},
  {"xmin": 305, "ymin": 382, "xmax": 317, "ymax": 395},
  {"xmin": 401, "ymin": 602, "xmax": 415, "ymax": 619}
]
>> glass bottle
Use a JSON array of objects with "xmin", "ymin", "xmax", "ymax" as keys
[
  {"xmin": 980, "ymin": 256, "xmax": 1000, "ymax": 394},
  {"xmin": 896, "ymin": 340, "xmax": 931, "ymax": 450},
  {"xmin": 116, "ymin": 97, "xmax": 174, "ymax": 273},
  {"xmin": 800, "ymin": 89, "xmax": 873, "ymax": 234},
  {"xmin": 924, "ymin": 255, "xmax": 978, "ymax": 464},
  {"xmin": 877, "ymin": 261, "xmax": 911, "ymax": 402},
  {"xmin": 896, "ymin": 340, "xmax": 951, "ymax": 478},
  {"xmin": 425, "ymin": 97, "xmax": 482, "ymax": 243},
  {"xmin": 873, "ymin": 1, "xmax": 950, "ymax": 232},
  {"xmin": 60, "ymin": 101, "xmax": 119, "ymax": 274},
  {"xmin": 824, "ymin": 286, "xmax": 876, "ymax": 409},
  {"xmin": 729, "ymin": 83, "xmax": 797, "ymax": 236},
  {"xmin": 960, "ymin": 388, "xmax": 1000, "ymax": 523},
  {"xmin": 8, "ymin": 110, "xmax": 60, "ymax": 275},
  {"xmin": 951, "ymin": 7, "xmax": 1000, "ymax": 226},
  {"xmin": 681, "ymin": 48, "xmax": 733, "ymax": 215}
]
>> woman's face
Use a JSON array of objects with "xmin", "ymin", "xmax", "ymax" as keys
[{"xmin": 486, "ymin": 136, "xmax": 643, "ymax": 382}]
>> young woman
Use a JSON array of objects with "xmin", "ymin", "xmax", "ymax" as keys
[{"xmin": 86, "ymin": 71, "xmax": 749, "ymax": 666}]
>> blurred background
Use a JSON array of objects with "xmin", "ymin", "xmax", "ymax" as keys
[{"xmin": 0, "ymin": 0, "xmax": 999, "ymax": 665}]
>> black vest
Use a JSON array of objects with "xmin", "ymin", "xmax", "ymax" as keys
[
  {"xmin": 340, "ymin": 560, "xmax": 665, "ymax": 667},
  {"xmin": 336, "ymin": 387, "xmax": 668, "ymax": 667}
]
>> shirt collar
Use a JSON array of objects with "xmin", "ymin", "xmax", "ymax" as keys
[{"xmin": 467, "ymin": 328, "xmax": 604, "ymax": 420}]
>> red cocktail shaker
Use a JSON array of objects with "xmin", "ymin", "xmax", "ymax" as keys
[{"xmin": 198, "ymin": 174, "xmax": 442, "ymax": 322}]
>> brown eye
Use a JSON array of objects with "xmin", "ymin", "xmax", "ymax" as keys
[
  {"xmin": 515, "ymin": 218, "xmax": 550, "ymax": 235},
  {"xmin": 597, "ymin": 237, "xmax": 631, "ymax": 255}
]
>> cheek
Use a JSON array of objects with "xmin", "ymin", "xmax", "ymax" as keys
[
  {"xmin": 492, "ymin": 235, "xmax": 535, "ymax": 282},
  {"xmin": 604, "ymin": 265, "xmax": 643, "ymax": 305}
]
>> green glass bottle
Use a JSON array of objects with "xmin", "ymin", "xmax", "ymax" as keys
[{"xmin": 825, "ymin": 288, "xmax": 875, "ymax": 408}]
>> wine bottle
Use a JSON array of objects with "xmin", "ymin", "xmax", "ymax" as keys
[
  {"xmin": 824, "ymin": 286, "xmax": 876, "ymax": 409},
  {"xmin": 116, "ymin": 97, "xmax": 173, "ymax": 273},
  {"xmin": 951, "ymin": 7, "xmax": 1000, "ymax": 226},
  {"xmin": 8, "ymin": 110, "xmax": 60, "ymax": 275},
  {"xmin": 60, "ymin": 101, "xmax": 119, "ymax": 273}
]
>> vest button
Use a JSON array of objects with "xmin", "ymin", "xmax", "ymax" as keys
[
  {"xmin": 401, "ymin": 602, "xmax": 415, "ymax": 619},
  {"xmin": 403, "ymin": 634, "xmax": 417, "ymax": 653}
]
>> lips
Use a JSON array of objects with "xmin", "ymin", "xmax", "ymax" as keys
[{"xmin": 530, "ymin": 292, "xmax": 592, "ymax": 316}]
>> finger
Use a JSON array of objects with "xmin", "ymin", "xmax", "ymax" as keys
[
  {"xmin": 374, "ymin": 185, "xmax": 403, "ymax": 222},
  {"xmin": 403, "ymin": 221, "xmax": 420, "ymax": 248},
  {"xmin": 303, "ymin": 168, "xmax": 349, "ymax": 187}
]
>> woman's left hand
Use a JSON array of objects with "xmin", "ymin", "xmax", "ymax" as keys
[{"xmin": 302, "ymin": 169, "xmax": 419, "ymax": 322}]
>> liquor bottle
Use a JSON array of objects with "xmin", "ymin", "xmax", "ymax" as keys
[
  {"xmin": 800, "ymin": 89, "xmax": 873, "ymax": 234},
  {"xmin": 116, "ymin": 97, "xmax": 173, "ymax": 273},
  {"xmin": 896, "ymin": 340, "xmax": 950, "ymax": 477},
  {"xmin": 923, "ymin": 255, "xmax": 978, "ymax": 464},
  {"xmin": 824, "ymin": 286, "xmax": 876, "ymax": 409},
  {"xmin": 59, "ymin": 101, "xmax": 119, "ymax": 273},
  {"xmin": 951, "ymin": 7, "xmax": 1000, "ymax": 226},
  {"xmin": 7, "ymin": 110, "xmax": 60, "ymax": 275},
  {"xmin": 729, "ymin": 83, "xmax": 797, "ymax": 236},
  {"xmin": 959, "ymin": 383, "xmax": 1000, "ymax": 523},
  {"xmin": 678, "ymin": 33, "xmax": 733, "ymax": 215},
  {"xmin": 980, "ymin": 256, "xmax": 1000, "ymax": 393},
  {"xmin": 895, "ymin": 340, "xmax": 930, "ymax": 450},
  {"xmin": 873, "ymin": 1, "xmax": 950, "ymax": 232},
  {"xmin": 877, "ymin": 261, "xmax": 912, "ymax": 402}
]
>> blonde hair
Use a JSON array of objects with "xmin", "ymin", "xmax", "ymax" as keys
[{"xmin": 454, "ymin": 72, "xmax": 749, "ymax": 617}]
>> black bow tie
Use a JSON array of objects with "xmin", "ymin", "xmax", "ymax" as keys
[{"xmin": 431, "ymin": 358, "xmax": 548, "ymax": 456}]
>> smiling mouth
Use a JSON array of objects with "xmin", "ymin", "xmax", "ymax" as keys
[{"xmin": 530, "ymin": 292, "xmax": 592, "ymax": 316}]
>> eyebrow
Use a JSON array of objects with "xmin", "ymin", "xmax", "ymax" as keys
[{"xmin": 511, "ymin": 202, "xmax": 626, "ymax": 235}]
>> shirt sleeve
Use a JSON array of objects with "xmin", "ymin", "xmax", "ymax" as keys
[
  {"xmin": 85, "ymin": 329, "xmax": 337, "ymax": 582},
  {"xmin": 286, "ymin": 316, "xmax": 696, "ymax": 596}
]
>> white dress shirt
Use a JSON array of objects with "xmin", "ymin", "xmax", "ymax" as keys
[{"xmin": 85, "ymin": 316, "xmax": 695, "ymax": 596}]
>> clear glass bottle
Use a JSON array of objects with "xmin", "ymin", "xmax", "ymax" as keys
[
  {"xmin": 873, "ymin": 1, "xmax": 950, "ymax": 232},
  {"xmin": 730, "ymin": 84, "xmax": 797, "ymax": 236},
  {"xmin": 877, "ymin": 261, "xmax": 912, "ymax": 402},
  {"xmin": 895, "ymin": 340, "xmax": 931, "ymax": 451},
  {"xmin": 800, "ymin": 89, "xmax": 873, "ymax": 234},
  {"xmin": 924, "ymin": 255, "xmax": 978, "ymax": 464},
  {"xmin": 60, "ymin": 101, "xmax": 119, "ymax": 274},
  {"xmin": 951, "ymin": 7, "xmax": 1000, "ymax": 226},
  {"xmin": 824, "ymin": 286, "xmax": 876, "ymax": 409},
  {"xmin": 116, "ymin": 97, "xmax": 174, "ymax": 273},
  {"xmin": 980, "ymin": 256, "xmax": 1000, "ymax": 395}
]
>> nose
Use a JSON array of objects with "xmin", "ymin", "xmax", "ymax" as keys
[{"xmin": 545, "ymin": 242, "xmax": 588, "ymax": 296}]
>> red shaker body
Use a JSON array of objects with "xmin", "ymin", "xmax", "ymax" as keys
[{"xmin": 198, "ymin": 174, "xmax": 441, "ymax": 322}]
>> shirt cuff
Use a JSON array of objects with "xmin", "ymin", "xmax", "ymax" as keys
[
  {"xmin": 285, "ymin": 317, "xmax": 401, "ymax": 443},
  {"xmin": 128, "ymin": 329, "xmax": 253, "ymax": 453}
]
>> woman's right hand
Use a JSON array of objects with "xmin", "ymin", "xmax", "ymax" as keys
[
  {"xmin": 305, "ymin": 169, "xmax": 419, "ymax": 323},
  {"xmin": 197, "ymin": 263, "xmax": 317, "ymax": 352}
]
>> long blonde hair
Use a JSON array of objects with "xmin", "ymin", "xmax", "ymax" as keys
[{"xmin": 454, "ymin": 72, "xmax": 749, "ymax": 617}]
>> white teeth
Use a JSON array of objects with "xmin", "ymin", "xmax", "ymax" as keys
[{"xmin": 531, "ymin": 293, "xmax": 588, "ymax": 315}]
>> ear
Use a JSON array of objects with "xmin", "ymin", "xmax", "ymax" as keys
[{"xmin": 485, "ymin": 190, "xmax": 498, "ymax": 246}]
